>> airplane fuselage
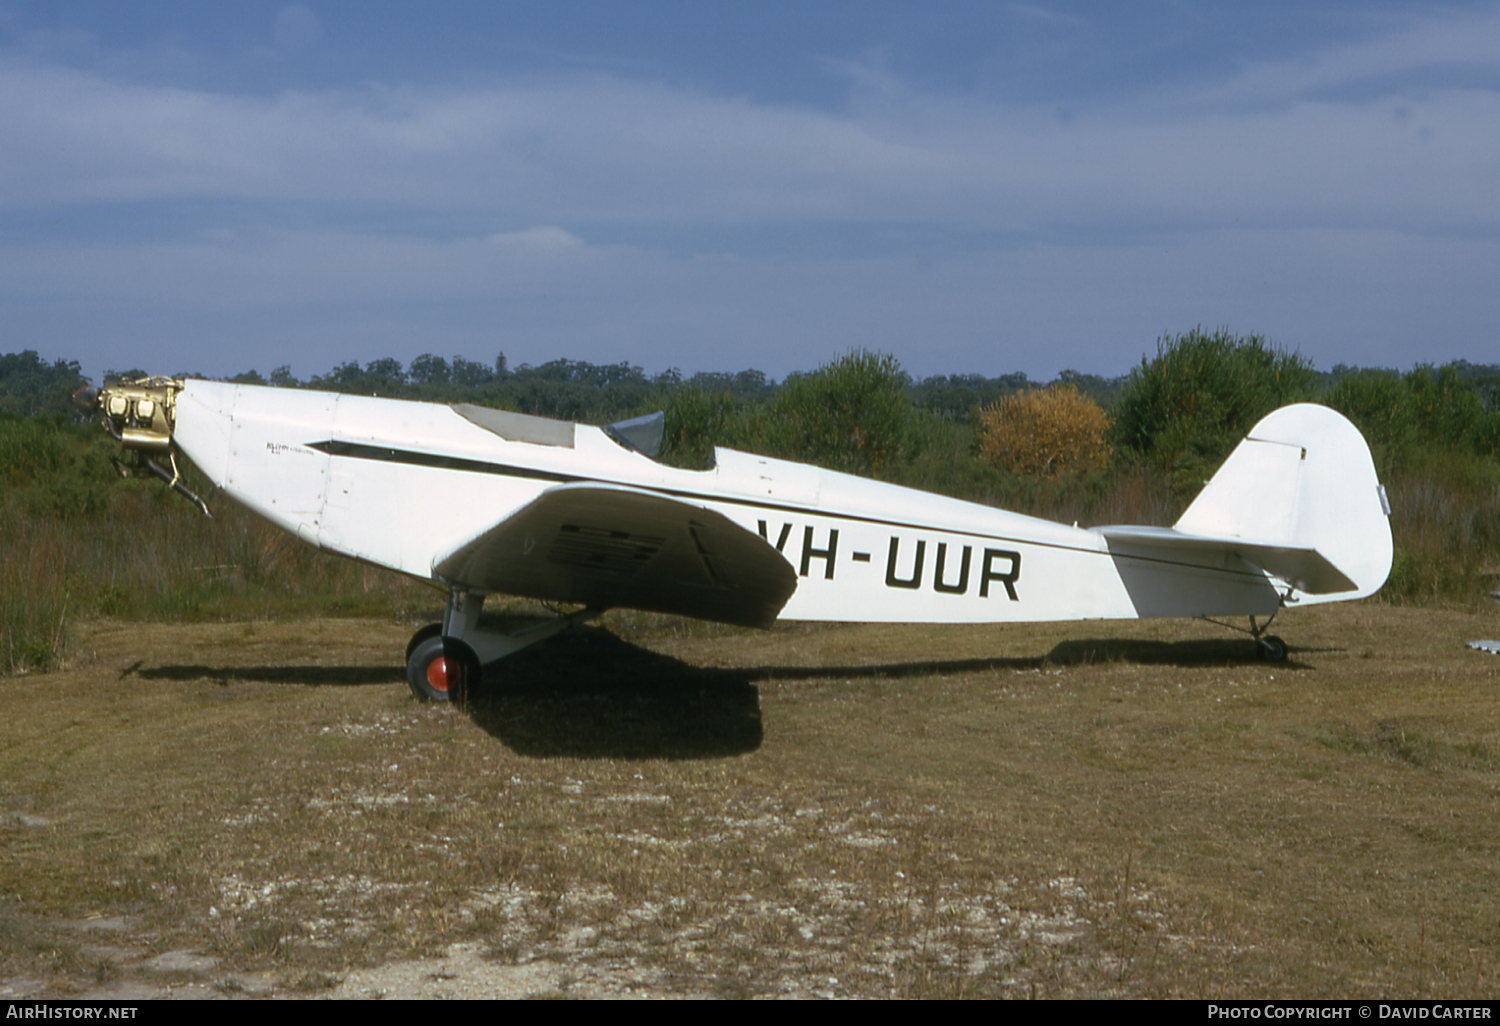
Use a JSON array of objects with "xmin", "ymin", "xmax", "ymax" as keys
[{"xmin": 170, "ymin": 379, "xmax": 1286, "ymax": 624}]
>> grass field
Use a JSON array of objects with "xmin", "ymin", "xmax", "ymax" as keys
[{"xmin": 2, "ymin": 601, "xmax": 1499, "ymax": 998}]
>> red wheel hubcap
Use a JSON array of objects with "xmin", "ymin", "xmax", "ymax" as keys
[{"xmin": 425, "ymin": 655, "xmax": 451, "ymax": 693}]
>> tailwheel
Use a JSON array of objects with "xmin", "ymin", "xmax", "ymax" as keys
[
  {"xmin": 1256, "ymin": 634, "xmax": 1287, "ymax": 663},
  {"xmin": 406, "ymin": 632, "xmax": 481, "ymax": 704}
]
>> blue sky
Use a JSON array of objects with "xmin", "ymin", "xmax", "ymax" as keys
[{"xmin": 3, "ymin": 2, "xmax": 1497, "ymax": 385}]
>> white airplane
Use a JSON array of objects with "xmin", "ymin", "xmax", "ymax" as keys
[{"xmin": 86, "ymin": 377, "xmax": 1393, "ymax": 701}]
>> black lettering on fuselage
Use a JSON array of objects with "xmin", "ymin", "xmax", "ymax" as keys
[
  {"xmin": 933, "ymin": 543, "xmax": 972, "ymax": 594},
  {"xmin": 800, "ymin": 526, "xmax": 838, "ymax": 579},
  {"xmin": 765, "ymin": 521, "xmax": 1020, "ymax": 600},
  {"xmin": 979, "ymin": 548, "xmax": 1021, "ymax": 601},
  {"xmin": 757, "ymin": 520, "xmax": 794, "ymax": 553},
  {"xmin": 885, "ymin": 537, "xmax": 925, "ymax": 589}
]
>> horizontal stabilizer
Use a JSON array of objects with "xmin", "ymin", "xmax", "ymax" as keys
[
  {"xmin": 1097, "ymin": 525, "xmax": 1357, "ymax": 595},
  {"xmin": 433, "ymin": 483, "xmax": 798, "ymax": 628}
]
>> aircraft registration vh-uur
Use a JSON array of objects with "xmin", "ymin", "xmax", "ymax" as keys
[{"xmin": 81, "ymin": 377, "xmax": 1392, "ymax": 702}]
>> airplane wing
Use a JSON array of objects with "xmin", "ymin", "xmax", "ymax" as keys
[
  {"xmin": 1097, "ymin": 525, "xmax": 1358, "ymax": 595},
  {"xmin": 432, "ymin": 483, "xmax": 799, "ymax": 629}
]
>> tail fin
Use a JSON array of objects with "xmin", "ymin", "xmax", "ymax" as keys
[{"xmin": 1174, "ymin": 403, "xmax": 1392, "ymax": 601}]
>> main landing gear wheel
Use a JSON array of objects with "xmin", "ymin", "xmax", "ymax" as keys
[
  {"xmin": 1256, "ymin": 635, "xmax": 1288, "ymax": 663},
  {"xmin": 406, "ymin": 632, "xmax": 481, "ymax": 703}
]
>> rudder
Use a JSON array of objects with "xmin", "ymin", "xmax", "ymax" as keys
[{"xmin": 1174, "ymin": 404, "xmax": 1392, "ymax": 601}]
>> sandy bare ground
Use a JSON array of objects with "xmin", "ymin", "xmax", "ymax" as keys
[{"xmin": 3, "ymin": 601, "xmax": 1499, "ymax": 999}]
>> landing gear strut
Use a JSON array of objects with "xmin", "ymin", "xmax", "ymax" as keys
[
  {"xmin": 1248, "ymin": 609, "xmax": 1296, "ymax": 666},
  {"xmin": 1249, "ymin": 612, "xmax": 1287, "ymax": 663},
  {"xmin": 1197, "ymin": 609, "xmax": 1289, "ymax": 663},
  {"xmin": 404, "ymin": 587, "xmax": 601, "ymax": 703}
]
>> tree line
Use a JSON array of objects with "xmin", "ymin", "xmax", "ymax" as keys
[
  {"xmin": 2, "ymin": 348, "xmax": 1106, "ymax": 425},
  {"xmin": 5, "ymin": 335, "xmax": 1500, "ymax": 485}
]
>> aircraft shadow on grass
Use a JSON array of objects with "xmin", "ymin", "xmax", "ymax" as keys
[
  {"xmin": 136, "ymin": 663, "xmax": 404, "ymax": 687},
  {"xmin": 137, "ymin": 625, "xmax": 1305, "ymax": 759},
  {"xmin": 462, "ymin": 627, "xmax": 1308, "ymax": 760}
]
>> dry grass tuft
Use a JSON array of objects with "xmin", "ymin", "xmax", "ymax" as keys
[{"xmin": 977, "ymin": 385, "xmax": 1111, "ymax": 480}]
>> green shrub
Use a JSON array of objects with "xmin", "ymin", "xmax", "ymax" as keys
[
  {"xmin": 1112, "ymin": 328, "xmax": 1315, "ymax": 497},
  {"xmin": 1322, "ymin": 368, "xmax": 1419, "ymax": 470},
  {"xmin": 0, "ymin": 351, "xmax": 87, "ymax": 419},
  {"xmin": 1326, "ymin": 363, "xmax": 1500, "ymax": 472},
  {"xmin": 1403, "ymin": 363, "xmax": 1488, "ymax": 453},
  {"xmin": 762, "ymin": 349, "xmax": 917, "ymax": 477},
  {"xmin": 660, "ymin": 387, "xmax": 744, "ymax": 469}
]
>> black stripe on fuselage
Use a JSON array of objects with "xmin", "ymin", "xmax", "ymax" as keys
[
  {"xmin": 306, "ymin": 438, "xmax": 1049, "ymax": 544},
  {"xmin": 308, "ymin": 440, "xmax": 584, "ymax": 485},
  {"xmin": 303, "ymin": 439, "xmax": 1266, "ymax": 579}
]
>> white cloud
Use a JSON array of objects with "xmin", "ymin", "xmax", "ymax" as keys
[
  {"xmin": 484, "ymin": 226, "xmax": 586, "ymax": 255},
  {"xmin": 2, "ymin": 43, "xmax": 1496, "ymax": 239},
  {"xmin": 1210, "ymin": 5, "xmax": 1500, "ymax": 105},
  {"xmin": 3, "ymin": 5, "xmax": 1498, "ymax": 381}
]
